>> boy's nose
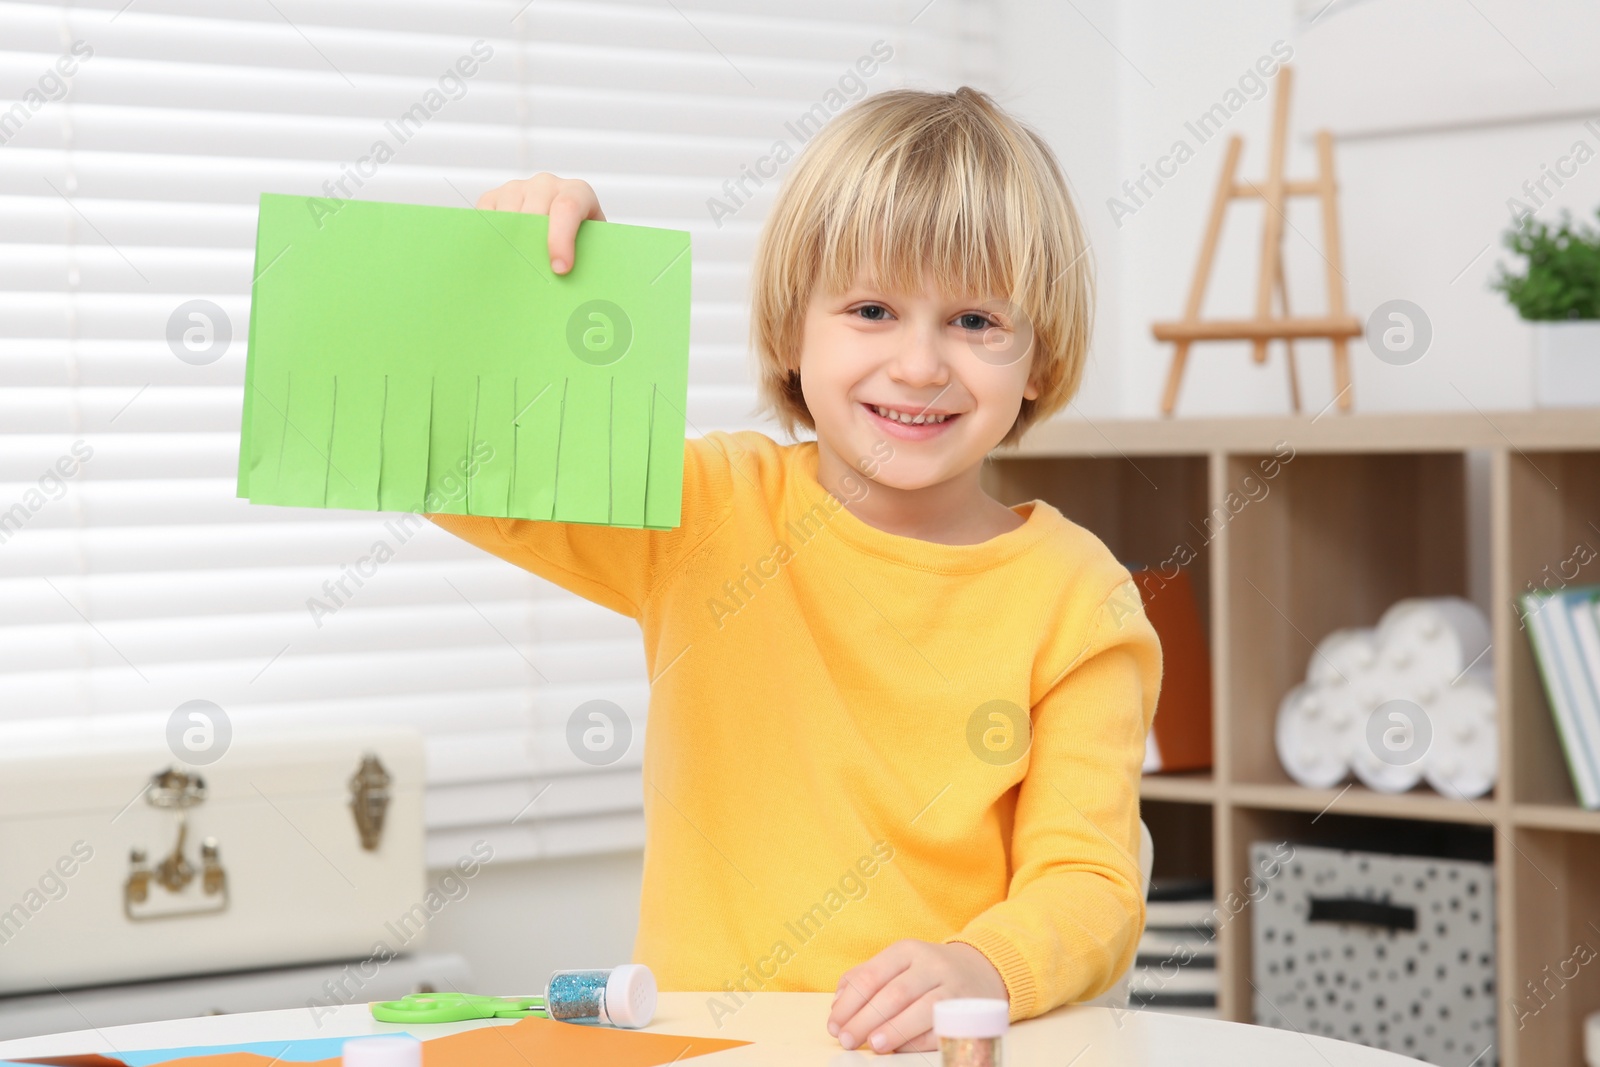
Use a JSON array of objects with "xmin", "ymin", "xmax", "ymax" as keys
[{"xmin": 886, "ymin": 321, "xmax": 951, "ymax": 388}]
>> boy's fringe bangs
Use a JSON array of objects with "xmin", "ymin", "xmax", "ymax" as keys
[{"xmin": 813, "ymin": 134, "xmax": 1023, "ymax": 319}]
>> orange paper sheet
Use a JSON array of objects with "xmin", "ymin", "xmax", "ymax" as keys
[{"xmin": 14, "ymin": 1018, "xmax": 747, "ymax": 1067}]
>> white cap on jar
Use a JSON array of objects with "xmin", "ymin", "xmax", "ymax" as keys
[
  {"xmin": 603, "ymin": 962, "xmax": 658, "ymax": 1029},
  {"xmin": 934, "ymin": 998, "xmax": 1010, "ymax": 1039},
  {"xmin": 342, "ymin": 1036, "xmax": 421, "ymax": 1067}
]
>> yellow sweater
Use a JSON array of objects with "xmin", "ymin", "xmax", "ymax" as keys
[{"xmin": 426, "ymin": 431, "xmax": 1162, "ymax": 1019}]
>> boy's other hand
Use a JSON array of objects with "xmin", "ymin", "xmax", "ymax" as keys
[
  {"xmin": 827, "ymin": 940, "xmax": 1007, "ymax": 1054},
  {"xmin": 475, "ymin": 173, "xmax": 606, "ymax": 275}
]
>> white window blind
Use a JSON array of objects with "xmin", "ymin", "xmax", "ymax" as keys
[{"xmin": 0, "ymin": 0, "xmax": 994, "ymax": 866}]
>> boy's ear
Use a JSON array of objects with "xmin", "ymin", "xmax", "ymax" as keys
[{"xmin": 1022, "ymin": 376, "xmax": 1040, "ymax": 401}]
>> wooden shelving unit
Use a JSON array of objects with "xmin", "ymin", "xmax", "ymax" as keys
[{"xmin": 984, "ymin": 409, "xmax": 1600, "ymax": 1067}]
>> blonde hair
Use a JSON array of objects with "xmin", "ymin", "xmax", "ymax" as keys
[{"xmin": 749, "ymin": 86, "xmax": 1094, "ymax": 447}]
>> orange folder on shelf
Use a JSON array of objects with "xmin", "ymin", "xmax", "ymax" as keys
[{"xmin": 1128, "ymin": 564, "xmax": 1213, "ymax": 774}]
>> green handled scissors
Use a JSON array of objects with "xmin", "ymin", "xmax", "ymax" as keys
[{"xmin": 370, "ymin": 992, "xmax": 548, "ymax": 1023}]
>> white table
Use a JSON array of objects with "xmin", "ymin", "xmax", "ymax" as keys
[{"xmin": 0, "ymin": 992, "xmax": 1426, "ymax": 1065}]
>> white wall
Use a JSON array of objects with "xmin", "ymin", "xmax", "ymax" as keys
[
  {"xmin": 996, "ymin": 0, "xmax": 1600, "ymax": 419},
  {"xmin": 987, "ymin": 0, "xmax": 1129, "ymax": 415},
  {"xmin": 423, "ymin": 849, "xmax": 643, "ymax": 993}
]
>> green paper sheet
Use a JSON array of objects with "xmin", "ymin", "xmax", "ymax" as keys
[{"xmin": 236, "ymin": 193, "xmax": 691, "ymax": 528}]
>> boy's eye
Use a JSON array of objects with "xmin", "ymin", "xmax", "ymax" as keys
[
  {"xmin": 955, "ymin": 312, "xmax": 997, "ymax": 331},
  {"xmin": 854, "ymin": 304, "xmax": 891, "ymax": 322}
]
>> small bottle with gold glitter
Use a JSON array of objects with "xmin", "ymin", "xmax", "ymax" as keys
[{"xmin": 933, "ymin": 998, "xmax": 1009, "ymax": 1067}]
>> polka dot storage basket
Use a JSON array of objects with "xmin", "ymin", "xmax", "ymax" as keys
[{"xmin": 1251, "ymin": 842, "xmax": 1496, "ymax": 1066}]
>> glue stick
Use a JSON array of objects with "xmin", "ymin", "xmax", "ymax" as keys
[
  {"xmin": 933, "ymin": 998, "xmax": 1008, "ymax": 1067},
  {"xmin": 342, "ymin": 1036, "xmax": 421, "ymax": 1067},
  {"xmin": 545, "ymin": 963, "xmax": 657, "ymax": 1028}
]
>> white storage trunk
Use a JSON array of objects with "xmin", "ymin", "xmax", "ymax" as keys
[
  {"xmin": 0, "ymin": 720, "xmax": 424, "ymax": 995},
  {"xmin": 1251, "ymin": 841, "xmax": 1496, "ymax": 1067}
]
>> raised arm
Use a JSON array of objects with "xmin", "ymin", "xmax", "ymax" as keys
[{"xmin": 425, "ymin": 435, "xmax": 735, "ymax": 618}]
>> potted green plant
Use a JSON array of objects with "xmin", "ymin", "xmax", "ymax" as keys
[{"xmin": 1490, "ymin": 207, "xmax": 1600, "ymax": 407}]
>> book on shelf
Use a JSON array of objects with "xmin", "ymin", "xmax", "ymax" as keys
[
  {"xmin": 1129, "ymin": 963, "xmax": 1218, "ymax": 995},
  {"xmin": 1127, "ymin": 992, "xmax": 1217, "ymax": 1018},
  {"xmin": 1520, "ymin": 584, "xmax": 1600, "ymax": 809},
  {"xmin": 1144, "ymin": 899, "xmax": 1218, "ymax": 931},
  {"xmin": 1132, "ymin": 877, "xmax": 1219, "ymax": 1018},
  {"xmin": 1143, "ymin": 875, "xmax": 1217, "ymax": 930},
  {"xmin": 1138, "ymin": 927, "xmax": 1219, "ymax": 962}
]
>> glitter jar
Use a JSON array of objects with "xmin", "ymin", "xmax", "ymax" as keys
[
  {"xmin": 545, "ymin": 963, "xmax": 657, "ymax": 1028},
  {"xmin": 933, "ymin": 998, "xmax": 1008, "ymax": 1067}
]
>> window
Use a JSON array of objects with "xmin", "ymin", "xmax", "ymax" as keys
[{"xmin": 0, "ymin": 0, "xmax": 993, "ymax": 864}]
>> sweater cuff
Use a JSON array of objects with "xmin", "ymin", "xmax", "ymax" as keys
[{"xmin": 947, "ymin": 928, "xmax": 1036, "ymax": 1021}]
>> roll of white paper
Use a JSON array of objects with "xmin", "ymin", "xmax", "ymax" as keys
[
  {"xmin": 1349, "ymin": 679, "xmax": 1431, "ymax": 794},
  {"xmin": 1276, "ymin": 682, "xmax": 1357, "ymax": 789},
  {"xmin": 1584, "ymin": 1008, "xmax": 1600, "ymax": 1067},
  {"xmin": 1349, "ymin": 663, "xmax": 1443, "ymax": 710},
  {"xmin": 1423, "ymin": 676, "xmax": 1498, "ymax": 800},
  {"xmin": 1352, "ymin": 732, "xmax": 1427, "ymax": 793},
  {"xmin": 1308, "ymin": 628, "xmax": 1379, "ymax": 687},
  {"xmin": 1376, "ymin": 597, "xmax": 1491, "ymax": 682}
]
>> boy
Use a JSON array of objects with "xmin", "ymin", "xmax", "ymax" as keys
[{"xmin": 427, "ymin": 86, "xmax": 1162, "ymax": 1054}]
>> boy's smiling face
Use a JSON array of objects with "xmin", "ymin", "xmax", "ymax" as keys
[{"xmin": 798, "ymin": 272, "xmax": 1039, "ymax": 493}]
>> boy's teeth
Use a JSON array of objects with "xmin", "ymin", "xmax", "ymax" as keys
[{"xmin": 873, "ymin": 404, "xmax": 948, "ymax": 425}]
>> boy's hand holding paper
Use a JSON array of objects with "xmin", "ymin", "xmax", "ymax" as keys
[{"xmin": 236, "ymin": 191, "xmax": 691, "ymax": 528}]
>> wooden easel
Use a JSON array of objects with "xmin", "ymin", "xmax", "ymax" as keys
[{"xmin": 1154, "ymin": 66, "xmax": 1359, "ymax": 417}]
